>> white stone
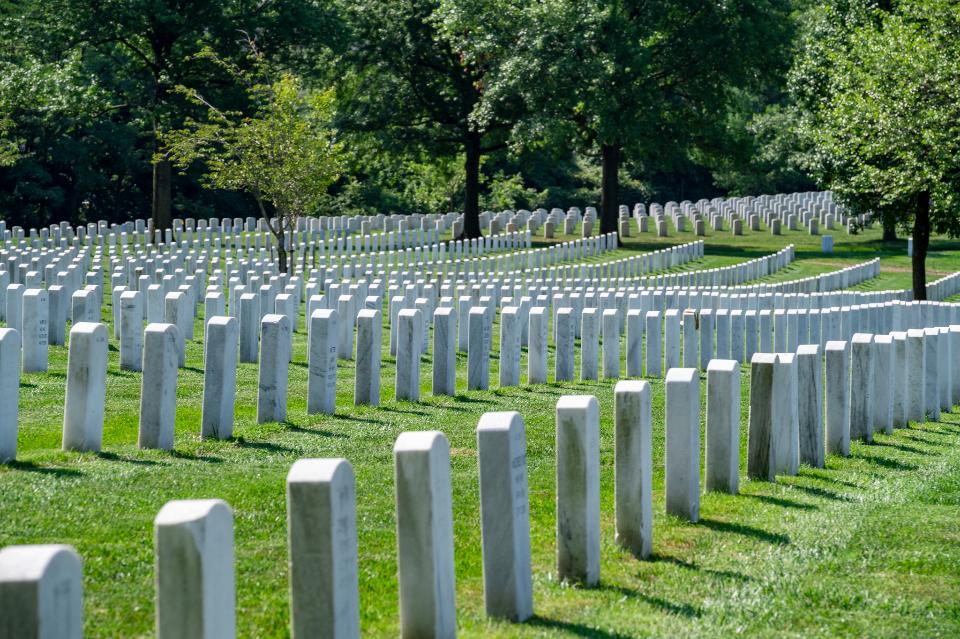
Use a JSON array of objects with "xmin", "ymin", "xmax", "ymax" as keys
[
  {"xmin": 555, "ymin": 308, "xmax": 575, "ymax": 381},
  {"xmin": 873, "ymin": 335, "xmax": 893, "ymax": 435},
  {"xmin": 797, "ymin": 344, "xmax": 824, "ymax": 467},
  {"xmin": 555, "ymin": 395, "xmax": 600, "ymax": 585},
  {"xmin": 527, "ymin": 308, "xmax": 548, "ymax": 384},
  {"xmin": 258, "ymin": 313, "xmax": 291, "ymax": 423},
  {"xmin": 626, "ymin": 310, "xmax": 643, "ymax": 377},
  {"xmin": 155, "ymin": 499, "xmax": 235, "ymax": 639},
  {"xmin": 905, "ymin": 329, "xmax": 925, "ymax": 423},
  {"xmin": 850, "ymin": 333, "xmax": 875, "ymax": 442},
  {"xmin": 286, "ymin": 459, "xmax": 360, "ymax": 639},
  {"xmin": 600, "ymin": 309, "xmax": 619, "ymax": 379},
  {"xmin": 476, "ymin": 412, "xmax": 533, "ymax": 621},
  {"xmin": 748, "ymin": 353, "xmax": 777, "ymax": 480},
  {"xmin": 499, "ymin": 307, "xmax": 522, "ymax": 387},
  {"xmin": 0, "ymin": 329, "xmax": 20, "ymax": 462},
  {"xmin": 773, "ymin": 353, "xmax": 799, "ymax": 476},
  {"xmin": 923, "ymin": 327, "xmax": 940, "ymax": 420},
  {"xmin": 468, "ymin": 307, "xmax": 490, "ymax": 390},
  {"xmin": 119, "ymin": 291, "xmax": 144, "ymax": 371},
  {"xmin": 395, "ymin": 309, "xmax": 422, "ymax": 401},
  {"xmin": 393, "ymin": 431, "xmax": 456, "ymax": 638},
  {"xmin": 645, "ymin": 311, "xmax": 662, "ymax": 377},
  {"xmin": 62, "ymin": 322, "xmax": 108, "ymax": 452},
  {"xmin": 664, "ymin": 309, "xmax": 681, "ymax": 370},
  {"xmin": 355, "ymin": 309, "xmax": 382, "ymax": 406},
  {"xmin": 614, "ymin": 380, "xmax": 652, "ymax": 557},
  {"xmin": 201, "ymin": 316, "xmax": 238, "ymax": 440},
  {"xmin": 21, "ymin": 289, "xmax": 48, "ymax": 373},
  {"xmin": 308, "ymin": 310, "xmax": 338, "ymax": 415},
  {"xmin": 706, "ymin": 359, "xmax": 740, "ymax": 493},
  {"xmin": 0, "ymin": 544, "xmax": 83, "ymax": 639},
  {"xmin": 665, "ymin": 368, "xmax": 700, "ymax": 521},
  {"xmin": 138, "ymin": 323, "xmax": 179, "ymax": 450},
  {"xmin": 890, "ymin": 331, "xmax": 908, "ymax": 427},
  {"xmin": 239, "ymin": 293, "xmax": 260, "ymax": 364},
  {"xmin": 337, "ymin": 295, "xmax": 355, "ymax": 361},
  {"xmin": 580, "ymin": 308, "xmax": 599, "ymax": 381},
  {"xmin": 164, "ymin": 292, "xmax": 188, "ymax": 367},
  {"xmin": 825, "ymin": 340, "xmax": 850, "ymax": 456}
]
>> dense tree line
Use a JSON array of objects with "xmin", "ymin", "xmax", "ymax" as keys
[{"xmin": 1, "ymin": 0, "xmax": 958, "ymax": 287}]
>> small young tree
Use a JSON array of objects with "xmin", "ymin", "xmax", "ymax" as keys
[{"xmin": 163, "ymin": 50, "xmax": 341, "ymax": 273}]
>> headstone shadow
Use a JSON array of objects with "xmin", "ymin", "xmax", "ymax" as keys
[{"xmin": 698, "ymin": 517, "xmax": 791, "ymax": 545}]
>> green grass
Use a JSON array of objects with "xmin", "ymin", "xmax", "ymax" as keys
[{"xmin": 2, "ymin": 222, "xmax": 960, "ymax": 637}]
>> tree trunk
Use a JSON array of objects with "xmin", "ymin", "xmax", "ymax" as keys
[
  {"xmin": 881, "ymin": 213, "xmax": 897, "ymax": 241},
  {"xmin": 911, "ymin": 190, "xmax": 930, "ymax": 301},
  {"xmin": 600, "ymin": 142, "xmax": 620, "ymax": 239},
  {"xmin": 152, "ymin": 157, "xmax": 173, "ymax": 232},
  {"xmin": 275, "ymin": 222, "xmax": 288, "ymax": 274},
  {"xmin": 462, "ymin": 131, "xmax": 483, "ymax": 239}
]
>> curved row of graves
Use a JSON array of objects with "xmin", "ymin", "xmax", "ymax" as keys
[{"xmin": 0, "ymin": 239, "xmax": 877, "ymax": 457}]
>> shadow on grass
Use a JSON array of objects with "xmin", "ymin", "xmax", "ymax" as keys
[
  {"xmin": 873, "ymin": 440, "xmax": 929, "ymax": 455},
  {"xmin": 97, "ymin": 451, "xmax": 160, "ymax": 466},
  {"xmin": 4, "ymin": 460, "xmax": 83, "ymax": 477},
  {"xmin": 233, "ymin": 437, "xmax": 297, "ymax": 454},
  {"xmin": 740, "ymin": 493, "xmax": 816, "ymax": 511},
  {"xmin": 858, "ymin": 454, "xmax": 918, "ymax": 471},
  {"xmin": 786, "ymin": 484, "xmax": 852, "ymax": 502},
  {"xmin": 451, "ymin": 394, "xmax": 496, "ymax": 405},
  {"xmin": 284, "ymin": 422, "xmax": 348, "ymax": 438},
  {"xmin": 333, "ymin": 413, "xmax": 384, "ymax": 426},
  {"xmin": 378, "ymin": 405, "xmax": 430, "ymax": 417},
  {"xmin": 596, "ymin": 583, "xmax": 701, "ymax": 619},
  {"xmin": 650, "ymin": 554, "xmax": 751, "ymax": 582},
  {"xmin": 804, "ymin": 473, "xmax": 862, "ymax": 489},
  {"xmin": 170, "ymin": 450, "xmax": 224, "ymax": 463},
  {"xmin": 527, "ymin": 613, "xmax": 654, "ymax": 637},
  {"xmin": 698, "ymin": 517, "xmax": 791, "ymax": 545},
  {"xmin": 181, "ymin": 365, "xmax": 205, "ymax": 375}
]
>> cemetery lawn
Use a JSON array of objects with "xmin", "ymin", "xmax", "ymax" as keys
[{"xmin": 3, "ymin": 223, "xmax": 960, "ymax": 637}]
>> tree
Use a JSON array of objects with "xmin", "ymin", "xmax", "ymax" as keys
[
  {"xmin": 338, "ymin": 0, "xmax": 526, "ymax": 238},
  {"xmin": 3, "ymin": 0, "xmax": 340, "ymax": 230},
  {"xmin": 520, "ymin": 0, "xmax": 792, "ymax": 236},
  {"xmin": 791, "ymin": 0, "xmax": 960, "ymax": 299},
  {"xmin": 164, "ymin": 52, "xmax": 342, "ymax": 274}
]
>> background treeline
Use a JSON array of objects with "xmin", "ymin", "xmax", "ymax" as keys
[{"xmin": 0, "ymin": 0, "xmax": 956, "ymax": 264}]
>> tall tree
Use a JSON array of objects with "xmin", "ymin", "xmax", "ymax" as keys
[
  {"xmin": 791, "ymin": 0, "xmax": 960, "ymax": 299},
  {"xmin": 338, "ymin": 0, "xmax": 526, "ymax": 238},
  {"xmin": 522, "ymin": 0, "xmax": 792, "ymax": 236},
  {"xmin": 4, "ymin": 0, "xmax": 338, "ymax": 230}
]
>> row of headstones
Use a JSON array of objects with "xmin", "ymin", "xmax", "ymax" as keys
[
  {"xmin": 0, "ymin": 248, "xmax": 886, "ymax": 382},
  {"xmin": 8, "ymin": 315, "xmax": 953, "ymax": 637},
  {"xmin": 425, "ymin": 249, "xmax": 875, "ymax": 297},
  {"xmin": 0, "ymin": 238, "xmax": 768, "ymax": 375},
  {"xmin": 628, "ymin": 206, "xmax": 843, "ymax": 239},
  {"xmin": 97, "ymin": 230, "xmax": 597, "ymax": 295},
  {"xmin": 0, "ymin": 252, "xmax": 905, "ymax": 387},
  {"xmin": 57, "ymin": 227, "xmax": 530, "ymax": 280},
  {"xmin": 422, "ymin": 248, "xmax": 879, "ymax": 297},
  {"xmin": 434, "ymin": 241, "xmax": 786, "ymax": 292},
  {"xmin": 634, "ymin": 191, "xmax": 845, "ymax": 228},
  {"xmin": 418, "ymin": 237, "xmax": 702, "ymax": 289}
]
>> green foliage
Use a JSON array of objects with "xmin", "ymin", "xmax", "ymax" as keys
[
  {"xmin": 790, "ymin": 0, "xmax": 960, "ymax": 234},
  {"xmin": 164, "ymin": 54, "xmax": 342, "ymax": 226}
]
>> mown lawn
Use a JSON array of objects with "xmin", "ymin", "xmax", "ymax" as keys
[{"xmin": 2, "ymin": 221, "xmax": 959, "ymax": 637}]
